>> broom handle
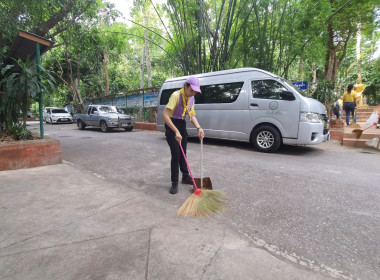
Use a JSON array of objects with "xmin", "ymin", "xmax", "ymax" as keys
[
  {"xmin": 178, "ymin": 141, "xmax": 199, "ymax": 191},
  {"xmin": 201, "ymin": 139, "xmax": 204, "ymax": 188},
  {"xmin": 363, "ymin": 122, "xmax": 377, "ymax": 131}
]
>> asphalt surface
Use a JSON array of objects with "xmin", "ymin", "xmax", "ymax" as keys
[
  {"xmin": 2, "ymin": 121, "xmax": 380, "ymax": 280},
  {"xmin": 1, "ymin": 163, "xmax": 336, "ymax": 280}
]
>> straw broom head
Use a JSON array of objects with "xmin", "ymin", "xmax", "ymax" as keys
[
  {"xmin": 348, "ymin": 123, "xmax": 361, "ymax": 128},
  {"xmin": 177, "ymin": 190, "xmax": 226, "ymax": 217},
  {"xmin": 352, "ymin": 128, "xmax": 363, "ymax": 138}
]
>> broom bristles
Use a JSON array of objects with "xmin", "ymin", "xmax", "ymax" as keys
[
  {"xmin": 177, "ymin": 190, "xmax": 226, "ymax": 217},
  {"xmin": 348, "ymin": 123, "xmax": 361, "ymax": 128},
  {"xmin": 352, "ymin": 129, "xmax": 363, "ymax": 138}
]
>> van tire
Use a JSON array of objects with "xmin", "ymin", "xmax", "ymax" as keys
[
  {"xmin": 77, "ymin": 120, "xmax": 86, "ymax": 130},
  {"xmin": 252, "ymin": 125, "xmax": 281, "ymax": 153}
]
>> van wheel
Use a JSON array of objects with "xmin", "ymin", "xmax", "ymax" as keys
[
  {"xmin": 77, "ymin": 120, "xmax": 86, "ymax": 130},
  {"xmin": 100, "ymin": 121, "xmax": 109, "ymax": 132},
  {"xmin": 124, "ymin": 127, "xmax": 133, "ymax": 132},
  {"xmin": 252, "ymin": 126, "xmax": 281, "ymax": 153}
]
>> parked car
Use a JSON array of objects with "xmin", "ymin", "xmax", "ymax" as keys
[
  {"xmin": 43, "ymin": 107, "xmax": 58, "ymax": 121},
  {"xmin": 43, "ymin": 107, "xmax": 73, "ymax": 124},
  {"xmin": 73, "ymin": 105, "xmax": 135, "ymax": 132}
]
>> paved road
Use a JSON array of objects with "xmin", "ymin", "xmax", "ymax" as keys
[{"xmin": 29, "ymin": 122, "xmax": 380, "ymax": 280}]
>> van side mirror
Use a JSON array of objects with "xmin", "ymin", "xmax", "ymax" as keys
[{"xmin": 280, "ymin": 91, "xmax": 295, "ymax": 101}]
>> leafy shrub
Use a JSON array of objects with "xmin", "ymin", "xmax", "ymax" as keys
[{"xmin": 8, "ymin": 124, "xmax": 36, "ymax": 141}]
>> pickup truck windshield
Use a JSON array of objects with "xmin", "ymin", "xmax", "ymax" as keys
[
  {"xmin": 110, "ymin": 106, "xmax": 122, "ymax": 113},
  {"xmin": 99, "ymin": 106, "xmax": 114, "ymax": 113}
]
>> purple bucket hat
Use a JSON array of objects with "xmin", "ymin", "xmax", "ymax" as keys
[{"xmin": 186, "ymin": 76, "xmax": 201, "ymax": 93}]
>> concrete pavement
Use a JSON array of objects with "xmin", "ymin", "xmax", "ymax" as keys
[{"xmin": 0, "ymin": 163, "xmax": 333, "ymax": 280}]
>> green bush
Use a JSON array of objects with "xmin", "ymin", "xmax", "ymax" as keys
[
  {"xmin": 0, "ymin": 57, "xmax": 55, "ymax": 140},
  {"xmin": 8, "ymin": 123, "xmax": 36, "ymax": 140}
]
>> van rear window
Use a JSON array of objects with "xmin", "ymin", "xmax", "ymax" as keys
[{"xmin": 160, "ymin": 82, "xmax": 243, "ymax": 105}]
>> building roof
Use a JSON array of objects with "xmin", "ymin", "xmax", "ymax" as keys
[{"xmin": 8, "ymin": 30, "xmax": 53, "ymax": 62}]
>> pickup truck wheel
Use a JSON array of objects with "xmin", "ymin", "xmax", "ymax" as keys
[
  {"xmin": 124, "ymin": 127, "xmax": 133, "ymax": 132},
  {"xmin": 77, "ymin": 120, "xmax": 86, "ymax": 130},
  {"xmin": 251, "ymin": 125, "xmax": 281, "ymax": 153},
  {"xmin": 100, "ymin": 121, "xmax": 109, "ymax": 132}
]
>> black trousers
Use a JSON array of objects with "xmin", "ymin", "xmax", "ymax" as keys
[{"xmin": 165, "ymin": 118, "xmax": 189, "ymax": 183}]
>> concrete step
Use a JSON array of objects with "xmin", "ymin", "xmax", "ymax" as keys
[
  {"xmin": 355, "ymin": 107, "xmax": 378, "ymax": 113},
  {"xmin": 342, "ymin": 138, "xmax": 370, "ymax": 148},
  {"xmin": 342, "ymin": 124, "xmax": 380, "ymax": 148},
  {"xmin": 341, "ymin": 110, "xmax": 377, "ymax": 122},
  {"xmin": 342, "ymin": 111, "xmax": 373, "ymax": 116},
  {"xmin": 329, "ymin": 105, "xmax": 379, "ymax": 148}
]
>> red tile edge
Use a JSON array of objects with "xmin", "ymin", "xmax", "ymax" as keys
[{"xmin": 0, "ymin": 136, "xmax": 62, "ymax": 171}]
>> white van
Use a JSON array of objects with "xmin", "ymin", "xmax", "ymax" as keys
[{"xmin": 157, "ymin": 68, "xmax": 329, "ymax": 152}]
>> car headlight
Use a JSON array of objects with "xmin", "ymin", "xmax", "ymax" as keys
[
  {"xmin": 300, "ymin": 112, "xmax": 321, "ymax": 123},
  {"xmin": 107, "ymin": 117, "xmax": 118, "ymax": 121}
]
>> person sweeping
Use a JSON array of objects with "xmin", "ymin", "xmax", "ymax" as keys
[{"xmin": 162, "ymin": 76, "xmax": 204, "ymax": 194}]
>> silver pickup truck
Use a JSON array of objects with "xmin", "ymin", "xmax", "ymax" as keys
[{"xmin": 73, "ymin": 105, "xmax": 135, "ymax": 132}]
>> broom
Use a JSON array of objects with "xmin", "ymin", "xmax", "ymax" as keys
[
  {"xmin": 176, "ymin": 141, "xmax": 226, "ymax": 217},
  {"xmin": 352, "ymin": 122, "xmax": 377, "ymax": 138}
]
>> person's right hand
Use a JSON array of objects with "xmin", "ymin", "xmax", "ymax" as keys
[{"xmin": 175, "ymin": 131, "xmax": 182, "ymax": 142}]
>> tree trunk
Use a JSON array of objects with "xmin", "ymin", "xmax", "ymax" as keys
[
  {"xmin": 76, "ymin": 56, "xmax": 80, "ymax": 96},
  {"xmin": 31, "ymin": 1, "xmax": 93, "ymax": 39},
  {"xmin": 140, "ymin": 44, "xmax": 145, "ymax": 89},
  {"xmin": 356, "ymin": 21, "xmax": 362, "ymax": 80},
  {"xmin": 144, "ymin": 30, "xmax": 152, "ymax": 88},
  {"xmin": 325, "ymin": 21, "xmax": 335, "ymax": 81},
  {"xmin": 104, "ymin": 51, "xmax": 109, "ymax": 96},
  {"xmin": 138, "ymin": 41, "xmax": 145, "ymax": 122},
  {"xmin": 311, "ymin": 64, "xmax": 318, "ymax": 93},
  {"xmin": 298, "ymin": 58, "xmax": 303, "ymax": 79}
]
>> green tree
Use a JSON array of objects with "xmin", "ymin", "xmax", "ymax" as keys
[{"xmin": 0, "ymin": 58, "xmax": 55, "ymax": 139}]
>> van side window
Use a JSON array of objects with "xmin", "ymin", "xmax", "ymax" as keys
[
  {"xmin": 251, "ymin": 80, "xmax": 288, "ymax": 100},
  {"xmin": 160, "ymin": 88, "xmax": 181, "ymax": 105},
  {"xmin": 160, "ymin": 82, "xmax": 243, "ymax": 105},
  {"xmin": 199, "ymin": 82, "xmax": 243, "ymax": 104}
]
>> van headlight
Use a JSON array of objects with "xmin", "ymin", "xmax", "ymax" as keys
[{"xmin": 300, "ymin": 112, "xmax": 321, "ymax": 123}]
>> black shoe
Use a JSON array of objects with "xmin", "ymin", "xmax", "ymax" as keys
[
  {"xmin": 169, "ymin": 182, "xmax": 178, "ymax": 194},
  {"xmin": 181, "ymin": 176, "xmax": 193, "ymax": 185}
]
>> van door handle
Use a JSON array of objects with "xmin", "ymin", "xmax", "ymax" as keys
[{"xmin": 250, "ymin": 103, "xmax": 258, "ymax": 107}]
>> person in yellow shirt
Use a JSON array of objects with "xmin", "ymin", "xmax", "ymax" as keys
[
  {"xmin": 162, "ymin": 76, "xmax": 205, "ymax": 194},
  {"xmin": 338, "ymin": 96, "xmax": 343, "ymax": 108},
  {"xmin": 342, "ymin": 84, "xmax": 358, "ymax": 126}
]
